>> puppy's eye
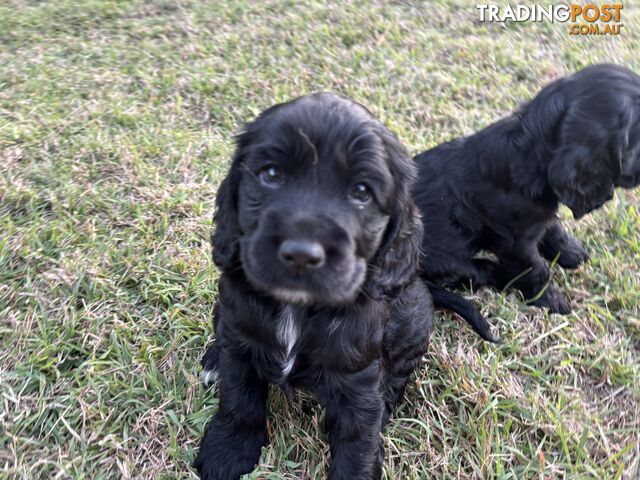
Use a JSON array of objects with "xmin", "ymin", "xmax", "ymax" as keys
[
  {"xmin": 349, "ymin": 183, "xmax": 372, "ymax": 205},
  {"xmin": 258, "ymin": 165, "xmax": 284, "ymax": 187}
]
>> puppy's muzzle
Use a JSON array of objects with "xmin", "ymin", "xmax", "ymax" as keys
[{"xmin": 241, "ymin": 205, "xmax": 367, "ymax": 305}]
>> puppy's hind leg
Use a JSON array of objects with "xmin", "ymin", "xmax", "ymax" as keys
[
  {"xmin": 496, "ymin": 243, "xmax": 571, "ymax": 315},
  {"xmin": 539, "ymin": 221, "xmax": 589, "ymax": 269},
  {"xmin": 201, "ymin": 302, "xmax": 222, "ymax": 387},
  {"xmin": 423, "ymin": 250, "xmax": 497, "ymax": 289},
  {"xmin": 200, "ymin": 342, "xmax": 220, "ymax": 387}
]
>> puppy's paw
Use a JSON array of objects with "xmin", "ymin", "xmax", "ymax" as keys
[
  {"xmin": 195, "ymin": 457, "xmax": 256, "ymax": 480},
  {"xmin": 195, "ymin": 426, "xmax": 266, "ymax": 480},
  {"xmin": 371, "ymin": 440, "xmax": 385, "ymax": 480},
  {"xmin": 195, "ymin": 454, "xmax": 253, "ymax": 480},
  {"xmin": 556, "ymin": 235, "xmax": 589, "ymax": 269},
  {"xmin": 200, "ymin": 344, "xmax": 220, "ymax": 387},
  {"xmin": 530, "ymin": 287, "xmax": 571, "ymax": 315},
  {"xmin": 195, "ymin": 462, "xmax": 226, "ymax": 480},
  {"xmin": 472, "ymin": 258, "xmax": 498, "ymax": 288}
]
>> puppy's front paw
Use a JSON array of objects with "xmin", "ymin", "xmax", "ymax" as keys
[
  {"xmin": 195, "ymin": 457, "xmax": 254, "ymax": 480},
  {"xmin": 195, "ymin": 428, "xmax": 266, "ymax": 480},
  {"xmin": 530, "ymin": 287, "xmax": 571, "ymax": 315},
  {"xmin": 556, "ymin": 235, "xmax": 589, "ymax": 269},
  {"xmin": 201, "ymin": 344, "xmax": 220, "ymax": 387}
]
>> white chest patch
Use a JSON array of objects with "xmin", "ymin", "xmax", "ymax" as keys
[{"xmin": 276, "ymin": 305, "xmax": 299, "ymax": 378}]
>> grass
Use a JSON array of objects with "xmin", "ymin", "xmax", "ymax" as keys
[{"xmin": 1, "ymin": 1, "xmax": 639, "ymax": 478}]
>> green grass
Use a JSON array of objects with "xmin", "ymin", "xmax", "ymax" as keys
[{"xmin": 1, "ymin": 1, "xmax": 639, "ymax": 478}]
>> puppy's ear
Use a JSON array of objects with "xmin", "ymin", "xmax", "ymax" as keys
[
  {"xmin": 548, "ymin": 138, "xmax": 623, "ymax": 219},
  {"xmin": 211, "ymin": 101, "xmax": 291, "ymax": 269},
  {"xmin": 547, "ymin": 96, "xmax": 634, "ymax": 219},
  {"xmin": 367, "ymin": 128, "xmax": 423, "ymax": 298},
  {"xmin": 211, "ymin": 130, "xmax": 254, "ymax": 270}
]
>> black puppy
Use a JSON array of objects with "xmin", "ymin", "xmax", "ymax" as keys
[
  {"xmin": 413, "ymin": 63, "xmax": 640, "ymax": 315},
  {"xmin": 195, "ymin": 93, "xmax": 433, "ymax": 479}
]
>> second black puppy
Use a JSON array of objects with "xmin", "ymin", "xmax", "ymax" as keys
[
  {"xmin": 413, "ymin": 64, "xmax": 640, "ymax": 314},
  {"xmin": 195, "ymin": 93, "xmax": 432, "ymax": 479}
]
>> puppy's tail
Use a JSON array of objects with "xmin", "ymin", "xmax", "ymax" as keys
[{"xmin": 425, "ymin": 280, "xmax": 500, "ymax": 343}]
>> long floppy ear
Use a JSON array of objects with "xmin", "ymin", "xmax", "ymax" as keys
[
  {"xmin": 210, "ymin": 129, "xmax": 255, "ymax": 270},
  {"xmin": 547, "ymin": 94, "xmax": 634, "ymax": 219},
  {"xmin": 618, "ymin": 123, "xmax": 640, "ymax": 188},
  {"xmin": 367, "ymin": 127, "xmax": 423, "ymax": 299},
  {"xmin": 548, "ymin": 138, "xmax": 623, "ymax": 220},
  {"xmin": 211, "ymin": 101, "xmax": 294, "ymax": 269}
]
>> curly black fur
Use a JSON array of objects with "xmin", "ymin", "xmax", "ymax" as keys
[
  {"xmin": 195, "ymin": 93, "xmax": 433, "ymax": 480},
  {"xmin": 413, "ymin": 63, "xmax": 640, "ymax": 316}
]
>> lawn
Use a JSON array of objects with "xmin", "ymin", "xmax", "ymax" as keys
[{"xmin": 1, "ymin": 1, "xmax": 639, "ymax": 479}]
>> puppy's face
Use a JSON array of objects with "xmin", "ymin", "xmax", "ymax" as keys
[{"xmin": 232, "ymin": 95, "xmax": 397, "ymax": 305}]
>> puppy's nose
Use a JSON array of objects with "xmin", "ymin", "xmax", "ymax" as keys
[{"xmin": 278, "ymin": 239, "xmax": 325, "ymax": 272}]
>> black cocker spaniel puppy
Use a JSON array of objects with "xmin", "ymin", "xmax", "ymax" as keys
[
  {"xmin": 413, "ymin": 63, "xmax": 640, "ymax": 316},
  {"xmin": 195, "ymin": 93, "xmax": 434, "ymax": 480}
]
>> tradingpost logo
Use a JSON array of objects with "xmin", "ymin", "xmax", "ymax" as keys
[{"xmin": 476, "ymin": 4, "xmax": 624, "ymax": 36}]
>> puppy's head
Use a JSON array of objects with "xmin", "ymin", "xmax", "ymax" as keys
[
  {"xmin": 547, "ymin": 98, "xmax": 640, "ymax": 219},
  {"xmin": 211, "ymin": 93, "xmax": 422, "ymax": 305}
]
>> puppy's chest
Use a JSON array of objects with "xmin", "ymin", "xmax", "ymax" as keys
[
  {"xmin": 264, "ymin": 305, "xmax": 334, "ymax": 385},
  {"xmin": 273, "ymin": 305, "xmax": 300, "ymax": 380}
]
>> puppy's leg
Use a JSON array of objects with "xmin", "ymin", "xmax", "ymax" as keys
[
  {"xmin": 423, "ymin": 250, "xmax": 497, "ymax": 289},
  {"xmin": 539, "ymin": 221, "xmax": 589, "ymax": 269},
  {"xmin": 496, "ymin": 243, "xmax": 571, "ymax": 314},
  {"xmin": 382, "ymin": 281, "xmax": 433, "ymax": 427},
  {"xmin": 380, "ymin": 350, "xmax": 425, "ymax": 433},
  {"xmin": 531, "ymin": 285, "xmax": 571, "ymax": 315},
  {"xmin": 200, "ymin": 342, "xmax": 220, "ymax": 387},
  {"xmin": 201, "ymin": 303, "xmax": 222, "ymax": 387},
  {"xmin": 317, "ymin": 363, "xmax": 384, "ymax": 480},
  {"xmin": 195, "ymin": 350, "xmax": 268, "ymax": 480}
]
